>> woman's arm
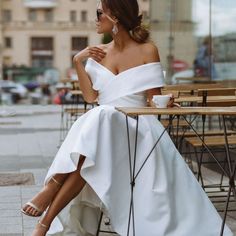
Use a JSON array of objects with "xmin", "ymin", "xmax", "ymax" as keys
[
  {"xmin": 143, "ymin": 43, "xmax": 177, "ymax": 108},
  {"xmin": 142, "ymin": 43, "xmax": 162, "ymax": 107},
  {"xmin": 73, "ymin": 46, "xmax": 106, "ymax": 103}
]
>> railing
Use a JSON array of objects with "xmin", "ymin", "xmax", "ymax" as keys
[
  {"xmin": 2, "ymin": 21, "xmax": 96, "ymax": 30},
  {"xmin": 24, "ymin": 0, "xmax": 58, "ymax": 8}
]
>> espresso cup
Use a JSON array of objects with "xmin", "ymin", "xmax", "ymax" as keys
[{"xmin": 152, "ymin": 95, "xmax": 171, "ymax": 108}]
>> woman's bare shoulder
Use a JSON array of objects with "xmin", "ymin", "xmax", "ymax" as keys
[
  {"xmin": 95, "ymin": 42, "xmax": 112, "ymax": 52},
  {"xmin": 140, "ymin": 42, "xmax": 160, "ymax": 63}
]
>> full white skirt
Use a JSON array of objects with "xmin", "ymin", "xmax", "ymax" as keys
[{"xmin": 46, "ymin": 105, "xmax": 233, "ymax": 236}]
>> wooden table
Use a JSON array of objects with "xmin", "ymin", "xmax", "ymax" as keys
[
  {"xmin": 116, "ymin": 106, "xmax": 236, "ymax": 236},
  {"xmin": 116, "ymin": 106, "xmax": 236, "ymax": 116}
]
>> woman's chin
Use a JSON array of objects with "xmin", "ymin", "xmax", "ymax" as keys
[{"xmin": 96, "ymin": 29, "xmax": 105, "ymax": 34}]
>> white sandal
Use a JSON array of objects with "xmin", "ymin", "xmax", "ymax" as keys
[{"xmin": 21, "ymin": 176, "xmax": 62, "ymax": 217}]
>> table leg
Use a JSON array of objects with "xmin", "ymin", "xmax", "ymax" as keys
[
  {"xmin": 125, "ymin": 115, "xmax": 139, "ymax": 236},
  {"xmin": 220, "ymin": 115, "xmax": 236, "ymax": 236}
]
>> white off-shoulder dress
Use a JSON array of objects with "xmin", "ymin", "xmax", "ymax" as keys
[{"xmin": 46, "ymin": 58, "xmax": 233, "ymax": 236}]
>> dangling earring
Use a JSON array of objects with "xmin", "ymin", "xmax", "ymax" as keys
[{"xmin": 112, "ymin": 24, "xmax": 118, "ymax": 35}]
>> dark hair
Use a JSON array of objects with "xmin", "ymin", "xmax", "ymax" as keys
[{"xmin": 101, "ymin": 0, "xmax": 150, "ymax": 43}]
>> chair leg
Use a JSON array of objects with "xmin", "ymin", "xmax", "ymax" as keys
[{"xmin": 194, "ymin": 147, "xmax": 205, "ymax": 189}]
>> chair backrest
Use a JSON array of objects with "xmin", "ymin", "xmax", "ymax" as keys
[
  {"xmin": 197, "ymin": 88, "xmax": 236, "ymax": 107},
  {"xmin": 71, "ymin": 80, "xmax": 80, "ymax": 90},
  {"xmin": 198, "ymin": 88, "xmax": 236, "ymax": 96}
]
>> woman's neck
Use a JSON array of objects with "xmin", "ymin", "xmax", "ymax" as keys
[{"xmin": 112, "ymin": 28, "xmax": 134, "ymax": 51}]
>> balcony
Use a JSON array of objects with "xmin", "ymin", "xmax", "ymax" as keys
[
  {"xmin": 24, "ymin": 0, "xmax": 57, "ymax": 9},
  {"xmin": 3, "ymin": 21, "xmax": 96, "ymax": 31}
]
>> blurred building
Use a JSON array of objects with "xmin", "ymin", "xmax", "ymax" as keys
[
  {"xmin": 150, "ymin": 0, "xmax": 196, "ymax": 79},
  {"xmin": 214, "ymin": 33, "xmax": 236, "ymax": 62},
  {"xmin": 0, "ymin": 0, "xmax": 149, "ymax": 79}
]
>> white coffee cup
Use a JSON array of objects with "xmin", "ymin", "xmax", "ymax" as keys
[{"xmin": 152, "ymin": 95, "xmax": 171, "ymax": 108}]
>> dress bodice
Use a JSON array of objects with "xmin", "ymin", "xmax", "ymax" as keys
[{"xmin": 85, "ymin": 58, "xmax": 165, "ymax": 107}]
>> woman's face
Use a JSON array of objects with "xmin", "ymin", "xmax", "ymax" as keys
[{"xmin": 95, "ymin": 2, "xmax": 115, "ymax": 34}]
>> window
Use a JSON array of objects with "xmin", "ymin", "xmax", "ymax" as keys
[
  {"xmin": 31, "ymin": 37, "xmax": 54, "ymax": 68},
  {"xmin": 31, "ymin": 37, "xmax": 53, "ymax": 50},
  {"xmin": 3, "ymin": 10, "xmax": 12, "ymax": 22},
  {"xmin": 45, "ymin": 10, "xmax": 53, "ymax": 22},
  {"xmin": 28, "ymin": 10, "xmax": 37, "ymax": 22},
  {"xmin": 81, "ymin": 10, "xmax": 87, "ymax": 22},
  {"xmin": 70, "ymin": 10, "xmax": 77, "ymax": 22},
  {"xmin": 72, "ymin": 37, "xmax": 88, "ymax": 51},
  {"xmin": 71, "ymin": 37, "xmax": 88, "ymax": 65},
  {"xmin": 4, "ymin": 37, "xmax": 12, "ymax": 48}
]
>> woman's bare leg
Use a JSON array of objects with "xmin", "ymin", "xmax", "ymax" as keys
[
  {"xmin": 22, "ymin": 174, "xmax": 68, "ymax": 217},
  {"xmin": 32, "ymin": 156, "xmax": 86, "ymax": 236}
]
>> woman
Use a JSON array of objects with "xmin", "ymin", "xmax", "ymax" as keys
[{"xmin": 21, "ymin": 0, "xmax": 233, "ymax": 235}]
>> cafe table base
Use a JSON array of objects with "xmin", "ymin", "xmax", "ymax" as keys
[{"xmin": 117, "ymin": 107, "xmax": 236, "ymax": 236}]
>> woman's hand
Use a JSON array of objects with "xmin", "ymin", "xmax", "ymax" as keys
[
  {"xmin": 167, "ymin": 94, "xmax": 181, "ymax": 108},
  {"xmin": 73, "ymin": 46, "xmax": 106, "ymax": 63}
]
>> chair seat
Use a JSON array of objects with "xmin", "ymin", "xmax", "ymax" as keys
[{"xmin": 185, "ymin": 135, "xmax": 236, "ymax": 147}]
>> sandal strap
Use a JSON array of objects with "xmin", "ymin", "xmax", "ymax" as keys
[
  {"xmin": 38, "ymin": 220, "xmax": 49, "ymax": 230},
  {"xmin": 26, "ymin": 202, "xmax": 43, "ymax": 214},
  {"xmin": 51, "ymin": 176, "xmax": 62, "ymax": 186}
]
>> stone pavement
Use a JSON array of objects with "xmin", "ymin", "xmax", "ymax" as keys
[
  {"xmin": 0, "ymin": 105, "xmax": 235, "ymax": 235},
  {"xmin": 0, "ymin": 105, "xmax": 61, "ymax": 235}
]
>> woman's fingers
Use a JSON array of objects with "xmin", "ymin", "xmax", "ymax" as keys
[
  {"xmin": 167, "ymin": 94, "xmax": 181, "ymax": 108},
  {"xmin": 73, "ymin": 46, "xmax": 106, "ymax": 63},
  {"xmin": 88, "ymin": 47, "xmax": 106, "ymax": 61}
]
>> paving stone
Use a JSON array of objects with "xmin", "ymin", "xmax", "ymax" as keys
[
  {"xmin": 0, "ymin": 196, "xmax": 21, "ymax": 203},
  {"xmin": 0, "ymin": 209, "xmax": 21, "ymax": 217},
  {"xmin": 0, "ymin": 223, "xmax": 22, "ymax": 234},
  {"xmin": 0, "ymin": 202, "xmax": 21, "ymax": 210},
  {"xmin": 17, "ymin": 133, "xmax": 42, "ymax": 157},
  {"xmin": 0, "ymin": 234, "xmax": 22, "ymax": 236},
  {"xmin": 0, "ymin": 186, "xmax": 21, "ymax": 197},
  {"xmin": 0, "ymin": 217, "xmax": 21, "ymax": 225}
]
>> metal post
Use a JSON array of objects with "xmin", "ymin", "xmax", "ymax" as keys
[
  {"xmin": 209, "ymin": 0, "xmax": 213, "ymax": 80},
  {"xmin": 167, "ymin": 0, "xmax": 175, "ymax": 82},
  {"xmin": 0, "ymin": 0, "xmax": 3, "ymax": 81}
]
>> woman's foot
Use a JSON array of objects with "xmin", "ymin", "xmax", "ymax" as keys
[
  {"xmin": 32, "ymin": 220, "xmax": 49, "ymax": 236},
  {"xmin": 21, "ymin": 177, "xmax": 62, "ymax": 217}
]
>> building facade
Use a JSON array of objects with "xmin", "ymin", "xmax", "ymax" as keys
[
  {"xmin": 214, "ymin": 33, "xmax": 236, "ymax": 62},
  {"xmin": 150, "ymin": 0, "xmax": 196, "ymax": 80},
  {"xmin": 0, "ymin": 0, "xmax": 149, "ymax": 79}
]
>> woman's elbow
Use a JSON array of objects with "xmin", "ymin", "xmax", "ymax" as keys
[{"xmin": 83, "ymin": 94, "xmax": 97, "ymax": 103}]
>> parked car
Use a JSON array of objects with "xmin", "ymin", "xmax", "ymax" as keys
[{"xmin": 0, "ymin": 80, "xmax": 28, "ymax": 104}]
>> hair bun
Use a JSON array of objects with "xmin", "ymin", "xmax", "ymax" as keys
[{"xmin": 130, "ymin": 24, "xmax": 149, "ymax": 43}]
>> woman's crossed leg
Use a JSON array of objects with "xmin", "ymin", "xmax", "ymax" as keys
[{"xmin": 21, "ymin": 156, "xmax": 86, "ymax": 236}]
